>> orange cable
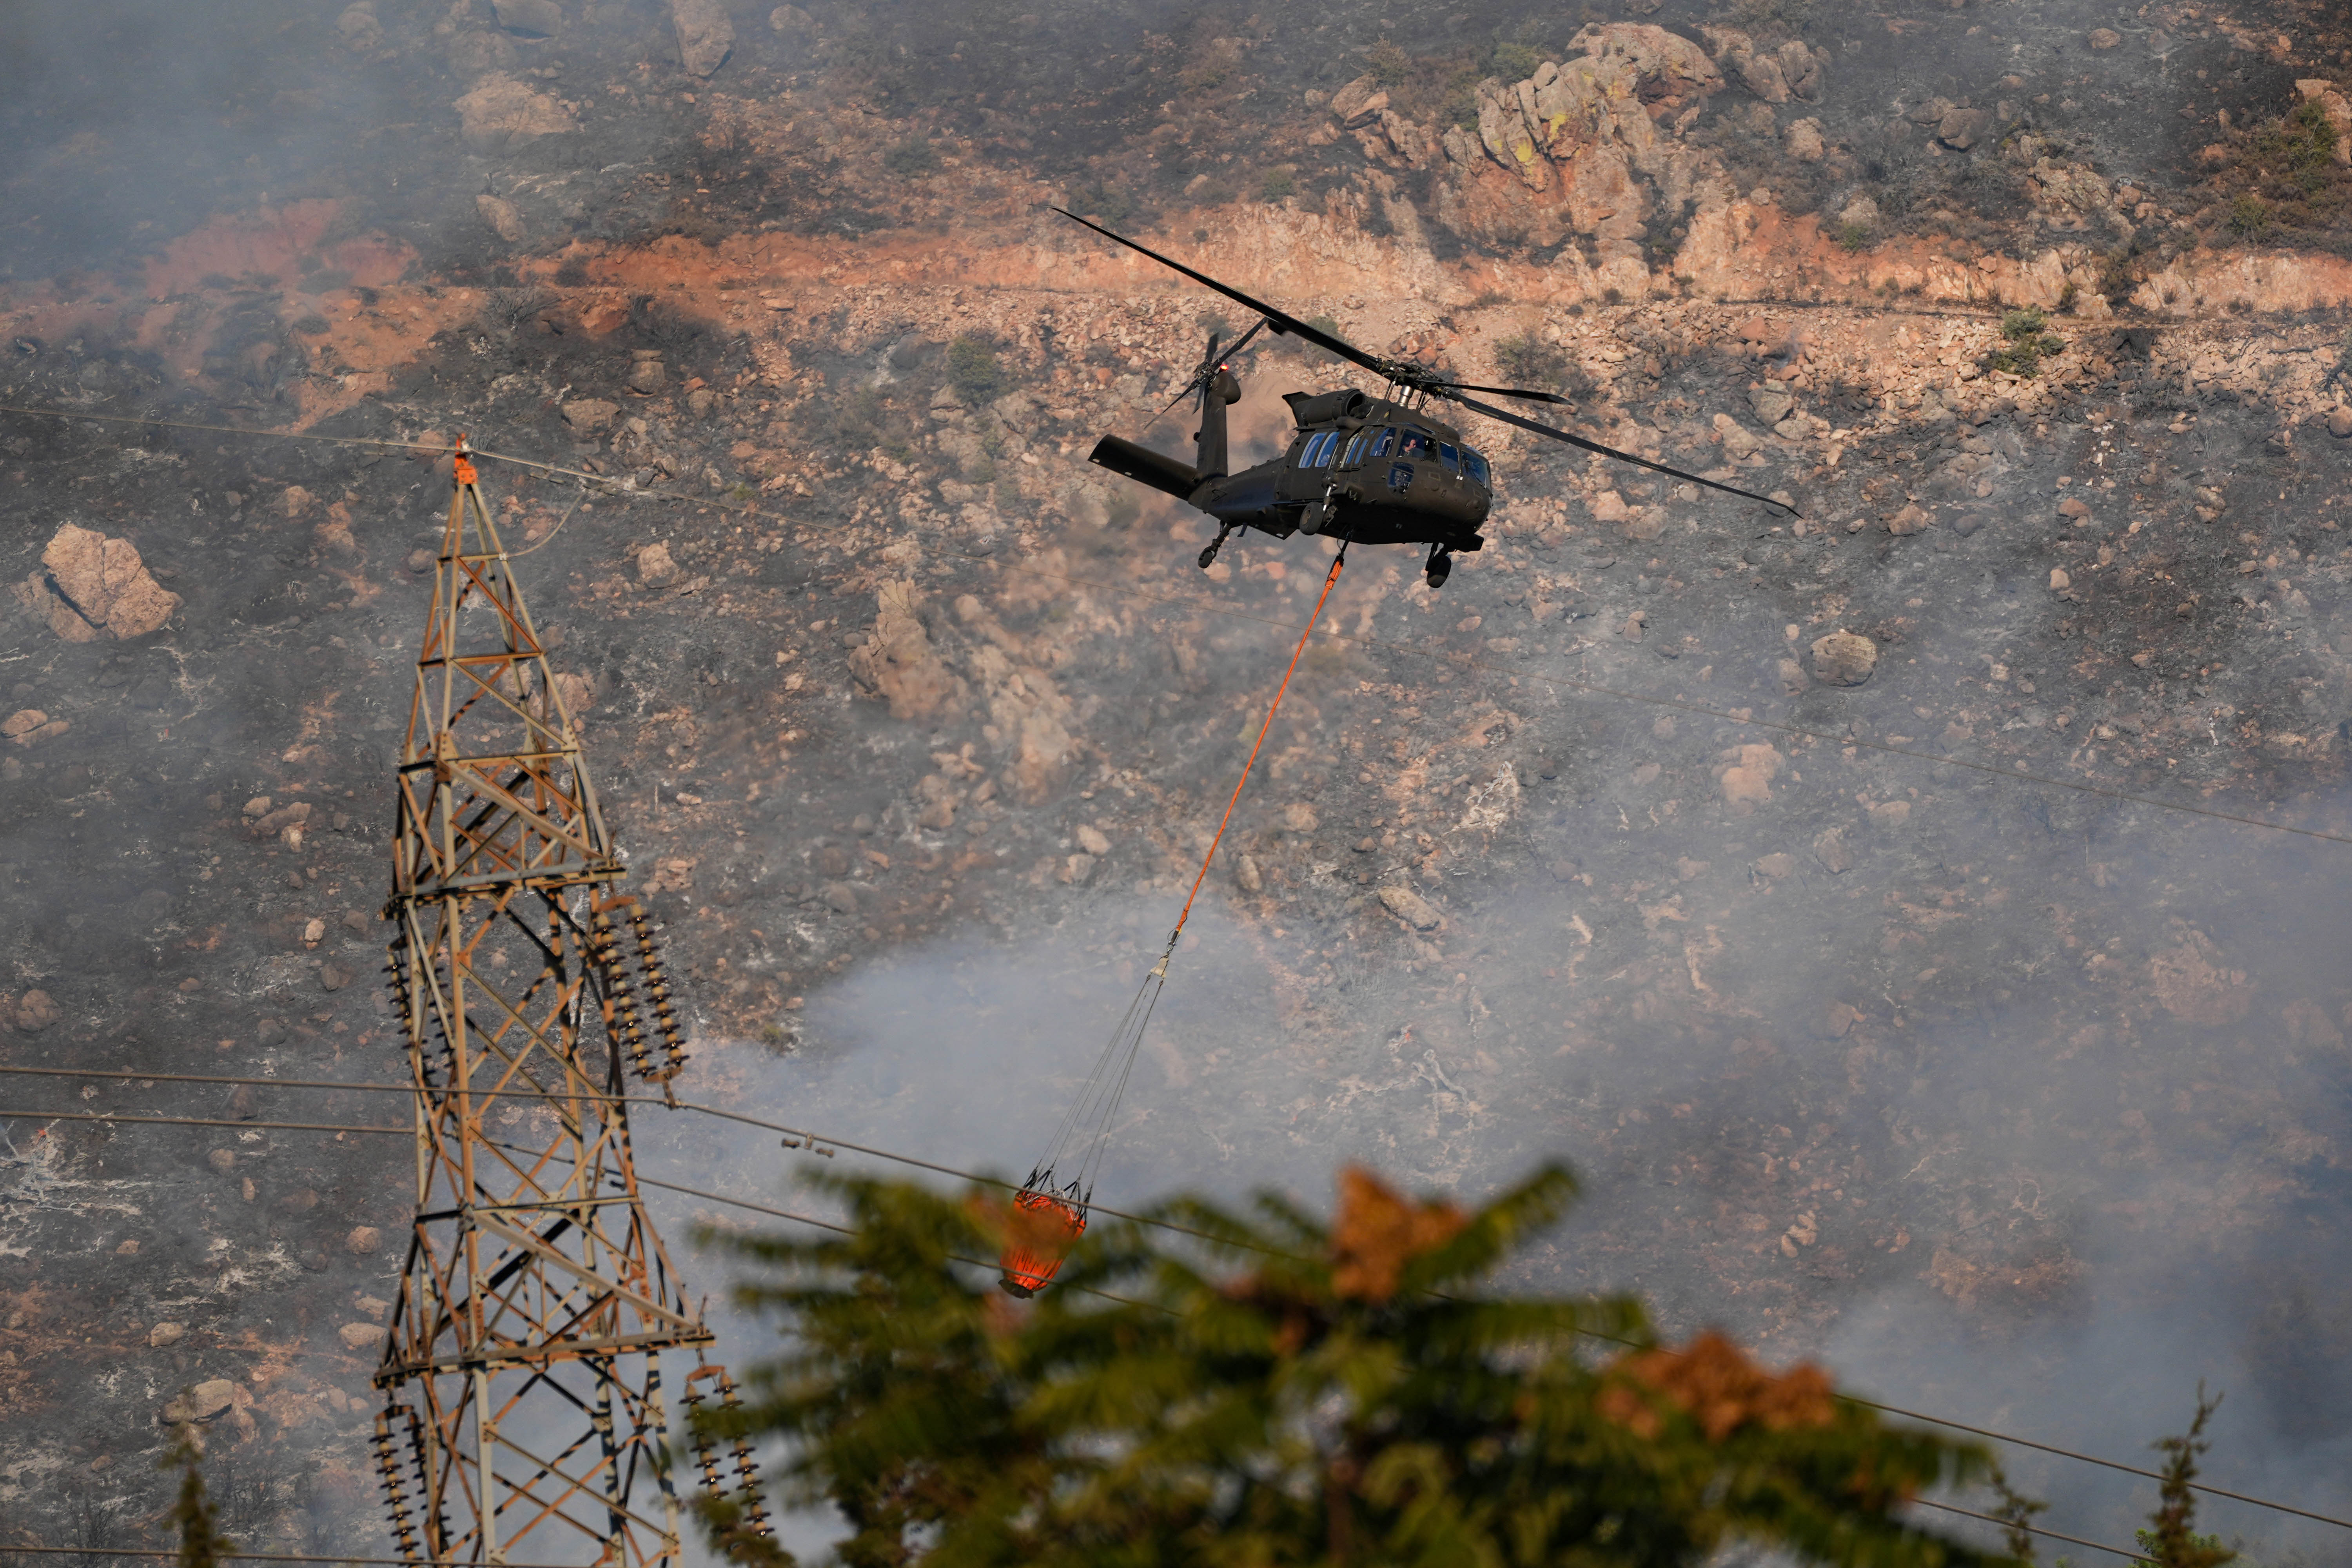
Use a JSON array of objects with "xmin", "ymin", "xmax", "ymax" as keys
[{"xmin": 1168, "ymin": 547, "xmax": 1345, "ymax": 943}]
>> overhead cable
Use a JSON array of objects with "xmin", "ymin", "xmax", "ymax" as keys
[
  {"xmin": 1907, "ymin": 1497, "xmax": 2140, "ymax": 1562},
  {"xmin": 0, "ymin": 400, "xmax": 451, "ymax": 456},
  {"xmin": 11, "ymin": 1073, "xmax": 2348, "ymax": 1537}
]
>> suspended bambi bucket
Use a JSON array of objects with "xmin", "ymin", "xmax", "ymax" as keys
[
  {"xmin": 998, "ymin": 1185, "xmax": 1090, "ymax": 1298},
  {"xmin": 1001, "ymin": 543, "xmax": 1349, "ymax": 1296}
]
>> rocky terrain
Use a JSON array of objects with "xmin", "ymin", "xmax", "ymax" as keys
[{"xmin": 5, "ymin": 0, "xmax": 2352, "ymax": 1559}]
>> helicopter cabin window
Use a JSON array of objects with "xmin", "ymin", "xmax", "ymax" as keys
[
  {"xmin": 1461, "ymin": 447, "xmax": 1491, "ymax": 487},
  {"xmin": 1297, "ymin": 431, "xmax": 1339, "ymax": 468},
  {"xmin": 1341, "ymin": 429, "xmax": 1370, "ymax": 466},
  {"xmin": 1369, "ymin": 427, "xmax": 1399, "ymax": 459},
  {"xmin": 1438, "ymin": 441, "xmax": 1459, "ymax": 474}
]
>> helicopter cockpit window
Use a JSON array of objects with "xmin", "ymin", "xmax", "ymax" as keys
[
  {"xmin": 1398, "ymin": 429, "xmax": 1434, "ymax": 459},
  {"xmin": 1460, "ymin": 447, "xmax": 1492, "ymax": 488},
  {"xmin": 1298, "ymin": 431, "xmax": 1339, "ymax": 467},
  {"xmin": 1437, "ymin": 441, "xmax": 1460, "ymax": 474},
  {"xmin": 1369, "ymin": 427, "xmax": 1399, "ymax": 459}
]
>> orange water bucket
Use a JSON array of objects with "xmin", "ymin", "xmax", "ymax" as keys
[{"xmin": 999, "ymin": 1189, "xmax": 1087, "ymax": 1297}]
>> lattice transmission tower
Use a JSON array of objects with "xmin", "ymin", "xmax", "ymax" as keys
[{"xmin": 372, "ymin": 440, "xmax": 768, "ymax": 1566}]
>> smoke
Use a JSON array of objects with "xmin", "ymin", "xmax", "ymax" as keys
[{"xmin": 644, "ymin": 546, "xmax": 2352, "ymax": 1562}]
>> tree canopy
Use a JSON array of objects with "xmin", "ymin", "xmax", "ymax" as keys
[{"xmin": 693, "ymin": 1161, "xmax": 2009, "ymax": 1568}]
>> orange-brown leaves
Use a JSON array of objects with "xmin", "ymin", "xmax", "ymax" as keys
[
  {"xmin": 1598, "ymin": 1331, "xmax": 1837, "ymax": 1443},
  {"xmin": 1328, "ymin": 1167, "xmax": 1469, "ymax": 1303}
]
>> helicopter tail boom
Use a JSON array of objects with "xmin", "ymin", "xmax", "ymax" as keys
[{"xmin": 1088, "ymin": 434, "xmax": 1201, "ymax": 501}]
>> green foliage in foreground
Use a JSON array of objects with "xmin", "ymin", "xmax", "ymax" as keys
[
  {"xmin": 691, "ymin": 1163, "xmax": 2010, "ymax": 1568},
  {"xmin": 164, "ymin": 1432, "xmax": 237, "ymax": 1568}
]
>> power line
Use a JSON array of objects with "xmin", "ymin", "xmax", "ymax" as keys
[
  {"xmin": 0, "ymin": 1065, "xmax": 417, "ymax": 1094},
  {"xmin": 1908, "ymin": 1497, "xmax": 2141, "ymax": 1562},
  {"xmin": 5, "ymin": 1109, "xmax": 405, "ymax": 1136},
  {"xmin": 624, "ymin": 1163, "xmax": 1162, "ymax": 1314},
  {"xmin": 11, "ymin": 1075, "xmax": 2348, "ymax": 1538},
  {"xmin": 615, "ymin": 1172, "xmax": 2165, "ymax": 1565},
  {"xmin": 0, "ymin": 1548, "xmax": 570, "ymax": 1566},
  {"xmin": 0, "ymin": 401, "xmax": 448, "ymax": 457},
  {"xmin": 545, "ymin": 1150, "xmax": 2159, "ymax": 1564},
  {"xmin": 1855, "ymin": 1399, "xmax": 2352, "ymax": 1534}
]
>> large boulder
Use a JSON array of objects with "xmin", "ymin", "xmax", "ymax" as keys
[
  {"xmin": 670, "ymin": 0, "xmax": 734, "ymax": 76},
  {"xmin": 1476, "ymin": 78, "xmax": 1550, "ymax": 189},
  {"xmin": 1328, "ymin": 73, "xmax": 1386, "ymax": 125},
  {"xmin": 1776, "ymin": 40, "xmax": 1824, "ymax": 101},
  {"xmin": 1530, "ymin": 24, "xmax": 1721, "ymax": 155},
  {"xmin": 453, "ymin": 74, "xmax": 577, "ymax": 152},
  {"xmin": 490, "ymin": 0, "xmax": 563, "ymax": 36},
  {"xmin": 848, "ymin": 580, "xmax": 963, "ymax": 722},
  {"xmin": 1565, "ymin": 22, "xmax": 1721, "ymax": 95},
  {"xmin": 1936, "ymin": 105, "xmax": 1992, "ymax": 151},
  {"xmin": 475, "ymin": 193, "xmax": 527, "ymax": 242},
  {"xmin": 1563, "ymin": 143, "xmax": 1647, "ymax": 238},
  {"xmin": 162, "ymin": 1379, "xmax": 247, "ymax": 1426},
  {"xmin": 17, "ymin": 524, "xmax": 180, "ymax": 641},
  {"xmin": 1809, "ymin": 631, "xmax": 1878, "ymax": 687}
]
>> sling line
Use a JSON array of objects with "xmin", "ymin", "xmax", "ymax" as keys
[{"xmin": 1000, "ymin": 540, "xmax": 1349, "ymax": 1294}]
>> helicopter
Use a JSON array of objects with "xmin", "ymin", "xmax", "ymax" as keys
[{"xmin": 1058, "ymin": 208, "xmax": 1795, "ymax": 588}]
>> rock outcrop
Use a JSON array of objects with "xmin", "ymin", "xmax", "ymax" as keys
[
  {"xmin": 16, "ymin": 524, "xmax": 180, "ymax": 641},
  {"xmin": 848, "ymin": 579, "xmax": 963, "ymax": 722},
  {"xmin": 452, "ymin": 74, "xmax": 577, "ymax": 152},
  {"xmin": 670, "ymin": 0, "xmax": 734, "ymax": 77},
  {"xmin": 1434, "ymin": 23, "xmax": 1755, "ymax": 291}
]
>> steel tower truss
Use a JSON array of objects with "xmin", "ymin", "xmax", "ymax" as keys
[{"xmin": 373, "ymin": 441, "xmax": 767, "ymax": 1565}]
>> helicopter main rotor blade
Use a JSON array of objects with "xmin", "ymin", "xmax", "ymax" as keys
[
  {"xmin": 1054, "ymin": 207, "xmax": 1793, "ymax": 517},
  {"xmin": 1442, "ymin": 390, "xmax": 1802, "ymax": 516},
  {"xmin": 1435, "ymin": 381, "xmax": 1575, "ymax": 405},
  {"xmin": 1055, "ymin": 208, "xmax": 1387, "ymax": 378}
]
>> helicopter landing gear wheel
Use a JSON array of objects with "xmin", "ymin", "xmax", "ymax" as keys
[
  {"xmin": 1424, "ymin": 547, "xmax": 1452, "ymax": 589},
  {"xmin": 1198, "ymin": 524, "xmax": 1234, "ymax": 571},
  {"xmin": 1298, "ymin": 498, "xmax": 1336, "ymax": 536}
]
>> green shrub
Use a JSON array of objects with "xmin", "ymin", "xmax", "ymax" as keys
[
  {"xmin": 2255, "ymin": 100, "xmax": 2338, "ymax": 193},
  {"xmin": 2227, "ymin": 192, "xmax": 2272, "ymax": 238},
  {"xmin": 1443, "ymin": 67, "xmax": 1485, "ymax": 128},
  {"xmin": 2000, "ymin": 306, "xmax": 2047, "ymax": 341},
  {"xmin": 1834, "ymin": 220, "xmax": 1871, "ymax": 252},
  {"xmin": 1259, "ymin": 167, "xmax": 1296, "ymax": 203},
  {"xmin": 1494, "ymin": 332, "xmax": 1571, "ymax": 389},
  {"xmin": 882, "ymin": 140, "xmax": 938, "ymax": 176},
  {"xmin": 947, "ymin": 336, "xmax": 1006, "ymax": 403},
  {"xmin": 1069, "ymin": 181, "xmax": 1133, "ymax": 224},
  {"xmin": 1368, "ymin": 38, "xmax": 1411, "ymax": 87},
  {"xmin": 1491, "ymin": 40, "xmax": 1543, "ymax": 80}
]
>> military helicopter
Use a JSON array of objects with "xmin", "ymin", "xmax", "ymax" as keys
[{"xmin": 1058, "ymin": 208, "xmax": 1794, "ymax": 588}]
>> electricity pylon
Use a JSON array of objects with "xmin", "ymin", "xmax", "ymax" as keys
[{"xmin": 372, "ymin": 439, "xmax": 767, "ymax": 1566}]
